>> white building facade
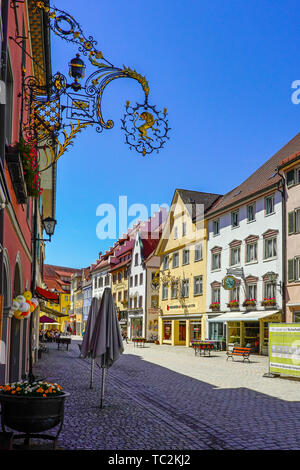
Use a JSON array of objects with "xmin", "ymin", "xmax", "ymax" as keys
[{"xmin": 206, "ymin": 189, "xmax": 283, "ymax": 354}]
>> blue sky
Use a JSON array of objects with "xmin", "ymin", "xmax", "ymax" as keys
[{"xmin": 45, "ymin": 0, "xmax": 300, "ymax": 268}]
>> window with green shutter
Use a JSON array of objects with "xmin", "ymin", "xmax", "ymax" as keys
[
  {"xmin": 288, "ymin": 211, "xmax": 295, "ymax": 235},
  {"xmin": 287, "ymin": 169, "xmax": 295, "ymax": 187},
  {"xmin": 288, "ymin": 259, "xmax": 295, "ymax": 282}
]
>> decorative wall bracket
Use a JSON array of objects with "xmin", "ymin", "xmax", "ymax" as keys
[{"xmin": 18, "ymin": 0, "xmax": 170, "ymax": 170}]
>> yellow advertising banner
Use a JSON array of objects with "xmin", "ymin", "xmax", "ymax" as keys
[{"xmin": 269, "ymin": 323, "xmax": 300, "ymax": 377}]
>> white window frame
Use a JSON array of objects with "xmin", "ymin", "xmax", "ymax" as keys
[
  {"xmin": 264, "ymin": 237, "xmax": 277, "ymax": 260},
  {"xmin": 213, "ymin": 219, "xmax": 220, "ymax": 236},
  {"xmin": 194, "ymin": 276, "xmax": 203, "ymax": 296},
  {"xmin": 265, "ymin": 195, "xmax": 275, "ymax": 216},
  {"xmin": 212, "ymin": 252, "xmax": 221, "ymax": 271},
  {"xmin": 182, "ymin": 248, "xmax": 190, "ymax": 266},
  {"xmin": 194, "ymin": 243, "xmax": 203, "ymax": 262}
]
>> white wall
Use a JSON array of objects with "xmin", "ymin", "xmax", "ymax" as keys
[{"xmin": 206, "ymin": 190, "xmax": 283, "ymax": 312}]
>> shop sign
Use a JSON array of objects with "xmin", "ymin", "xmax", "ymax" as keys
[
  {"xmin": 269, "ymin": 323, "xmax": 300, "ymax": 377},
  {"xmin": 167, "ymin": 304, "xmax": 195, "ymax": 310},
  {"xmin": 222, "ymin": 275, "xmax": 237, "ymax": 290},
  {"xmin": 148, "ymin": 308, "xmax": 159, "ymax": 316}
]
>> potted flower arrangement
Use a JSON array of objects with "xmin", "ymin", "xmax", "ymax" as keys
[
  {"xmin": 209, "ymin": 302, "xmax": 220, "ymax": 311},
  {"xmin": 227, "ymin": 300, "xmax": 239, "ymax": 310},
  {"xmin": 11, "ymin": 138, "xmax": 43, "ymax": 198},
  {"xmin": 261, "ymin": 297, "xmax": 276, "ymax": 308},
  {"xmin": 243, "ymin": 299, "xmax": 256, "ymax": 309},
  {"xmin": 0, "ymin": 380, "xmax": 69, "ymax": 447}
]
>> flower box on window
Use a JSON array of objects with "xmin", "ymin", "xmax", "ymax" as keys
[
  {"xmin": 261, "ymin": 298, "xmax": 276, "ymax": 308},
  {"xmin": 209, "ymin": 302, "xmax": 220, "ymax": 311},
  {"xmin": 227, "ymin": 300, "xmax": 239, "ymax": 310},
  {"xmin": 243, "ymin": 299, "xmax": 256, "ymax": 308}
]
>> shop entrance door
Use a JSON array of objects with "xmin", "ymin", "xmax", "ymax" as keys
[{"xmin": 179, "ymin": 321, "xmax": 186, "ymax": 342}]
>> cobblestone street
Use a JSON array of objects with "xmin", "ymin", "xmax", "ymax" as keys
[{"xmin": 26, "ymin": 340, "xmax": 300, "ymax": 450}]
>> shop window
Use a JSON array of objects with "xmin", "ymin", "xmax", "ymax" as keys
[
  {"xmin": 228, "ymin": 322, "xmax": 241, "ymax": 344},
  {"xmin": 190, "ymin": 322, "xmax": 201, "ymax": 340},
  {"xmin": 209, "ymin": 322, "xmax": 225, "ymax": 341},
  {"xmin": 244, "ymin": 322, "xmax": 259, "ymax": 350},
  {"xmin": 294, "ymin": 312, "xmax": 300, "ymax": 322},
  {"xmin": 163, "ymin": 322, "xmax": 172, "ymax": 340}
]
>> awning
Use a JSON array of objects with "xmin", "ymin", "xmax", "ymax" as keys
[
  {"xmin": 39, "ymin": 302, "xmax": 68, "ymax": 318},
  {"xmin": 207, "ymin": 310, "xmax": 280, "ymax": 322},
  {"xmin": 39, "ymin": 315, "xmax": 59, "ymax": 324},
  {"xmin": 36, "ymin": 286, "xmax": 59, "ymax": 304}
]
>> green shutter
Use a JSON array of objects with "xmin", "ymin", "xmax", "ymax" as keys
[
  {"xmin": 288, "ymin": 259, "xmax": 295, "ymax": 282},
  {"xmin": 288, "ymin": 211, "xmax": 295, "ymax": 235}
]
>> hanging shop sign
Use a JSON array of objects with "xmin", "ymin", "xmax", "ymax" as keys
[{"xmin": 222, "ymin": 275, "xmax": 237, "ymax": 290}]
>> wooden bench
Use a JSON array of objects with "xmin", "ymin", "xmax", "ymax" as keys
[
  {"xmin": 192, "ymin": 342, "xmax": 214, "ymax": 357},
  {"xmin": 226, "ymin": 347, "xmax": 251, "ymax": 362}
]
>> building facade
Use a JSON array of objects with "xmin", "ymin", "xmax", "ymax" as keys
[
  {"xmin": 155, "ymin": 189, "xmax": 220, "ymax": 346},
  {"xmin": 279, "ymin": 152, "xmax": 300, "ymax": 322},
  {"xmin": 205, "ymin": 135, "xmax": 300, "ymax": 353}
]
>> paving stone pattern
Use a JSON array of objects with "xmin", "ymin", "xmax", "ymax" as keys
[{"xmin": 15, "ymin": 341, "xmax": 300, "ymax": 449}]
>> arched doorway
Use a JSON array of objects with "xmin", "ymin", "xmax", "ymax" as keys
[{"xmin": 9, "ymin": 258, "xmax": 23, "ymax": 382}]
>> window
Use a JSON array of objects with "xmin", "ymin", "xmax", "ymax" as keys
[
  {"xmin": 194, "ymin": 276, "xmax": 203, "ymax": 296},
  {"xmin": 212, "ymin": 287, "xmax": 220, "ymax": 303},
  {"xmin": 247, "ymin": 204, "xmax": 255, "ymax": 222},
  {"xmin": 99, "ymin": 277, "xmax": 103, "ymax": 287},
  {"xmin": 213, "ymin": 219, "xmax": 220, "ymax": 235},
  {"xmin": 118, "ymin": 272, "xmax": 122, "ymax": 282},
  {"xmin": 162, "ymin": 283, "xmax": 168, "ymax": 300},
  {"xmin": 286, "ymin": 168, "xmax": 300, "ymax": 187},
  {"xmin": 194, "ymin": 243, "xmax": 203, "ymax": 262},
  {"xmin": 6, "ymin": 56, "xmax": 13, "ymax": 144},
  {"xmin": 182, "ymin": 248, "xmax": 190, "ymax": 265},
  {"xmin": 163, "ymin": 255, "xmax": 169, "ymax": 270},
  {"xmin": 65, "ymin": 295, "xmax": 68, "ymax": 301},
  {"xmin": 130, "ymin": 276, "xmax": 133, "ymax": 287},
  {"xmin": 212, "ymin": 252, "xmax": 221, "ymax": 270},
  {"xmin": 118, "ymin": 291, "xmax": 122, "ymax": 301},
  {"xmin": 174, "ymin": 226, "xmax": 178, "ymax": 239},
  {"xmin": 182, "ymin": 222, "xmax": 187, "ymax": 237},
  {"xmin": 113, "ymin": 274, "xmax": 117, "ymax": 284},
  {"xmin": 135, "ymin": 253, "xmax": 139, "ymax": 266},
  {"xmin": 288, "ymin": 257, "xmax": 300, "ymax": 282},
  {"xmin": 230, "ymin": 246, "xmax": 240, "ymax": 266},
  {"xmin": 124, "ymin": 270, "xmax": 128, "ymax": 280},
  {"xmin": 246, "ymin": 242, "xmax": 257, "ymax": 263},
  {"xmin": 172, "ymin": 252, "xmax": 179, "ymax": 268},
  {"xmin": 264, "ymin": 281, "xmax": 276, "ymax": 300},
  {"xmin": 181, "ymin": 279, "xmax": 189, "ymax": 298},
  {"xmin": 134, "ymin": 275, "xmax": 138, "ymax": 286},
  {"xmin": 171, "ymin": 281, "xmax": 178, "ymax": 299},
  {"xmin": 140, "ymin": 273, "xmax": 143, "ymax": 285},
  {"xmin": 246, "ymin": 284, "xmax": 257, "ymax": 300},
  {"xmin": 105, "ymin": 275, "xmax": 110, "ymax": 286},
  {"xmin": 230, "ymin": 286, "xmax": 240, "ymax": 302},
  {"xmin": 264, "ymin": 237, "xmax": 277, "ymax": 259},
  {"xmin": 231, "ymin": 211, "xmax": 239, "ymax": 228},
  {"xmin": 265, "ymin": 195, "xmax": 275, "ymax": 215},
  {"xmin": 139, "ymin": 296, "xmax": 143, "ymax": 308},
  {"xmin": 124, "ymin": 290, "xmax": 128, "ymax": 300},
  {"xmin": 288, "ymin": 209, "xmax": 300, "ymax": 234}
]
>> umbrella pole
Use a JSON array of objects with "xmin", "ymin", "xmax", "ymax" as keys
[
  {"xmin": 90, "ymin": 358, "xmax": 95, "ymax": 389},
  {"xmin": 100, "ymin": 366, "xmax": 107, "ymax": 409}
]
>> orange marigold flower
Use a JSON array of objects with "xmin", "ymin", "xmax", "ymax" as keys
[{"xmin": 43, "ymin": 394, "xmax": 47, "ymax": 397}]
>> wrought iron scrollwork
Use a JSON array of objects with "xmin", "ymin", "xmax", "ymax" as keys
[{"xmin": 20, "ymin": 0, "xmax": 170, "ymax": 167}]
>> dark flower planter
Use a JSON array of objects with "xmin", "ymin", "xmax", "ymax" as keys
[{"xmin": 0, "ymin": 392, "xmax": 69, "ymax": 448}]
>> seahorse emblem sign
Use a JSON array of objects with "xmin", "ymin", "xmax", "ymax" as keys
[{"xmin": 134, "ymin": 111, "xmax": 159, "ymax": 141}]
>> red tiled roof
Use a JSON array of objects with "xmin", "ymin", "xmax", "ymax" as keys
[
  {"xmin": 207, "ymin": 133, "xmax": 300, "ymax": 216},
  {"xmin": 279, "ymin": 151, "xmax": 300, "ymax": 168}
]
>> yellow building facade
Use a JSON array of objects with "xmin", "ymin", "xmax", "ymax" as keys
[
  {"xmin": 155, "ymin": 189, "xmax": 220, "ymax": 346},
  {"xmin": 46, "ymin": 293, "xmax": 71, "ymax": 332}
]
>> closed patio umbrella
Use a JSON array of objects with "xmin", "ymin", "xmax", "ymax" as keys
[
  {"xmin": 80, "ymin": 297, "xmax": 100, "ymax": 388},
  {"xmin": 90, "ymin": 287, "xmax": 124, "ymax": 408}
]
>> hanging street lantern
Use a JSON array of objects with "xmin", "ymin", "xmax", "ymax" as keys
[{"xmin": 68, "ymin": 53, "xmax": 86, "ymax": 91}]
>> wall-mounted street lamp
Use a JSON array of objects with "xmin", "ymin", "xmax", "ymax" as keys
[{"xmin": 34, "ymin": 216, "xmax": 57, "ymax": 242}]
